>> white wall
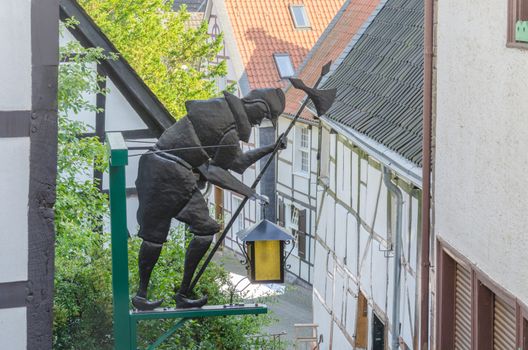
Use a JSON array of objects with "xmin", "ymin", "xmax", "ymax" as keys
[
  {"xmin": 313, "ymin": 123, "xmax": 421, "ymax": 349},
  {"xmin": 0, "ymin": 308, "xmax": 27, "ymax": 349},
  {"xmin": 0, "ymin": 138, "xmax": 30, "ymax": 283},
  {"xmin": 0, "ymin": 1, "xmax": 32, "ymax": 347},
  {"xmin": 0, "ymin": 0, "xmax": 31, "ymax": 111},
  {"xmin": 436, "ymin": 0, "xmax": 528, "ymax": 304},
  {"xmin": 276, "ymin": 116, "xmax": 318, "ymax": 283}
]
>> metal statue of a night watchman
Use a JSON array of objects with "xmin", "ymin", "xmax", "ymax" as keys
[{"xmin": 132, "ymin": 68, "xmax": 336, "ymax": 311}]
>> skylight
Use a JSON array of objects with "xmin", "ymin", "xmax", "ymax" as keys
[
  {"xmin": 290, "ymin": 5, "xmax": 310, "ymax": 28},
  {"xmin": 273, "ymin": 53, "xmax": 295, "ymax": 78}
]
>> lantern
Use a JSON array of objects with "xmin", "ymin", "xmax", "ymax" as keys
[{"xmin": 236, "ymin": 219, "xmax": 295, "ymax": 283}]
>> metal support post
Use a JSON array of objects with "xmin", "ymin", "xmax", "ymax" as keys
[{"xmin": 107, "ymin": 132, "xmax": 132, "ymax": 350}]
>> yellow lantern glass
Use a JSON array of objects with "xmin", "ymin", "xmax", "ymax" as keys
[
  {"xmin": 250, "ymin": 240, "xmax": 283, "ymax": 283},
  {"xmin": 237, "ymin": 219, "xmax": 294, "ymax": 284}
]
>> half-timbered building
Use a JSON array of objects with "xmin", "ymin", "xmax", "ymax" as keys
[
  {"xmin": 203, "ymin": 0, "xmax": 345, "ymax": 282},
  {"xmin": 310, "ymin": 0, "xmax": 425, "ymax": 348},
  {"xmin": 59, "ymin": 0, "xmax": 175, "ymax": 234},
  {"xmin": 0, "ymin": 0, "xmax": 58, "ymax": 347},
  {"xmin": 276, "ymin": 0, "xmax": 381, "ymax": 285}
]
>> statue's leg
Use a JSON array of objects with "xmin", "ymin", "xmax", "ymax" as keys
[
  {"xmin": 137, "ymin": 241, "xmax": 163, "ymax": 297},
  {"xmin": 132, "ymin": 241, "xmax": 164, "ymax": 310},
  {"xmin": 133, "ymin": 203, "xmax": 172, "ymax": 310},
  {"xmin": 175, "ymin": 189, "xmax": 221, "ymax": 308}
]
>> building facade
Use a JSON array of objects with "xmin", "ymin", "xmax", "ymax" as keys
[
  {"xmin": 434, "ymin": 0, "xmax": 528, "ymax": 348},
  {"xmin": 204, "ymin": 0, "xmax": 345, "ymax": 280},
  {"xmin": 276, "ymin": 0, "xmax": 382, "ymax": 285},
  {"xmin": 309, "ymin": 0, "xmax": 426, "ymax": 348},
  {"xmin": 0, "ymin": 0, "xmax": 58, "ymax": 348},
  {"xmin": 59, "ymin": 0, "xmax": 176, "ymax": 235}
]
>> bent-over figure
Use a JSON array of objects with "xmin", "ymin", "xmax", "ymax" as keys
[{"xmin": 132, "ymin": 88, "xmax": 286, "ymax": 310}]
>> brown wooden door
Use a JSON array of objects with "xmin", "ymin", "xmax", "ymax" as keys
[
  {"xmin": 355, "ymin": 292, "xmax": 369, "ymax": 348},
  {"xmin": 214, "ymin": 186, "xmax": 224, "ymax": 246}
]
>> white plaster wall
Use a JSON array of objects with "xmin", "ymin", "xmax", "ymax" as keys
[
  {"xmin": 436, "ymin": 0, "xmax": 528, "ymax": 304},
  {"xmin": 105, "ymin": 79, "xmax": 148, "ymax": 131},
  {"xmin": 209, "ymin": 0, "xmax": 250, "ymax": 95},
  {"xmin": 0, "ymin": 307, "xmax": 27, "ymax": 349},
  {"xmin": 0, "ymin": 0, "xmax": 31, "ymax": 110},
  {"xmin": 0, "ymin": 138, "xmax": 29, "ymax": 283},
  {"xmin": 313, "ymin": 128, "xmax": 421, "ymax": 349}
]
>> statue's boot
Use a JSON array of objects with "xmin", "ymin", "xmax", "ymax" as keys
[
  {"xmin": 175, "ymin": 235, "xmax": 213, "ymax": 309},
  {"xmin": 174, "ymin": 293, "xmax": 208, "ymax": 309},
  {"xmin": 132, "ymin": 295, "xmax": 163, "ymax": 311},
  {"xmin": 132, "ymin": 241, "xmax": 164, "ymax": 311}
]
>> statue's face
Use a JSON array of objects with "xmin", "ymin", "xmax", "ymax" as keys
[
  {"xmin": 244, "ymin": 100, "xmax": 271, "ymax": 127},
  {"xmin": 242, "ymin": 88, "xmax": 284, "ymax": 128}
]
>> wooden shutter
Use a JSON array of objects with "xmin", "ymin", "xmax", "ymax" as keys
[
  {"xmin": 493, "ymin": 298, "xmax": 516, "ymax": 350},
  {"xmin": 298, "ymin": 209, "xmax": 307, "ymax": 260},
  {"xmin": 355, "ymin": 292, "xmax": 369, "ymax": 348},
  {"xmin": 454, "ymin": 264, "xmax": 472, "ymax": 350}
]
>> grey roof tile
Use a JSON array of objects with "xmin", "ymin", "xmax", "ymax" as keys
[{"xmin": 319, "ymin": 0, "xmax": 424, "ymax": 166}]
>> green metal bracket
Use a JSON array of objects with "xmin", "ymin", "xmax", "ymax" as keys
[
  {"xmin": 107, "ymin": 132, "xmax": 268, "ymax": 350},
  {"xmin": 516, "ymin": 21, "xmax": 528, "ymax": 43},
  {"xmin": 107, "ymin": 132, "xmax": 131, "ymax": 350},
  {"xmin": 145, "ymin": 319, "xmax": 188, "ymax": 350}
]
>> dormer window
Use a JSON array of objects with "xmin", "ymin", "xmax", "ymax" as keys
[
  {"xmin": 290, "ymin": 5, "xmax": 310, "ymax": 28},
  {"xmin": 273, "ymin": 53, "xmax": 295, "ymax": 78}
]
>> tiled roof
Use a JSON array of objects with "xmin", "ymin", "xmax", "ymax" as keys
[
  {"xmin": 224, "ymin": 0, "xmax": 345, "ymax": 89},
  {"xmin": 283, "ymin": 0, "xmax": 381, "ymax": 120},
  {"xmin": 321, "ymin": 0, "xmax": 424, "ymax": 166}
]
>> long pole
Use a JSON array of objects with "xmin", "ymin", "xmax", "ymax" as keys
[{"xmin": 189, "ymin": 64, "xmax": 332, "ymax": 292}]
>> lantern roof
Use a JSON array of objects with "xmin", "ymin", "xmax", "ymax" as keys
[{"xmin": 237, "ymin": 219, "xmax": 294, "ymax": 242}]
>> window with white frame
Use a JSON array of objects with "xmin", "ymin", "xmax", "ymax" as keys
[
  {"xmin": 289, "ymin": 5, "xmax": 310, "ymax": 28},
  {"xmin": 290, "ymin": 205, "xmax": 300, "ymax": 230},
  {"xmin": 273, "ymin": 53, "xmax": 295, "ymax": 78},
  {"xmin": 295, "ymin": 126, "xmax": 310, "ymax": 174}
]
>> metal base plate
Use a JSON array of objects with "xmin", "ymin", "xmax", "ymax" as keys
[{"xmin": 130, "ymin": 303, "xmax": 268, "ymax": 321}]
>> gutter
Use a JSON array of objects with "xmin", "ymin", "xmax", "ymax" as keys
[
  {"xmin": 421, "ymin": 0, "xmax": 434, "ymax": 348},
  {"xmin": 321, "ymin": 116, "xmax": 423, "ymax": 188},
  {"xmin": 383, "ymin": 166, "xmax": 403, "ymax": 350}
]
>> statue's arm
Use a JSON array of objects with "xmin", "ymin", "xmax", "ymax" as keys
[
  {"xmin": 196, "ymin": 163, "xmax": 267, "ymax": 203},
  {"xmin": 229, "ymin": 134, "xmax": 287, "ymax": 174}
]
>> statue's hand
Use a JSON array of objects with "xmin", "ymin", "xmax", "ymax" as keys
[
  {"xmin": 276, "ymin": 133, "xmax": 287, "ymax": 150},
  {"xmin": 250, "ymin": 192, "xmax": 269, "ymax": 205}
]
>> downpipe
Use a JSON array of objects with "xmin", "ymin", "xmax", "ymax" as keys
[{"xmin": 383, "ymin": 166, "xmax": 403, "ymax": 350}]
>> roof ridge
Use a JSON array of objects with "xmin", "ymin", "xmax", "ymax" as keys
[{"xmin": 319, "ymin": 0, "xmax": 389, "ymax": 88}]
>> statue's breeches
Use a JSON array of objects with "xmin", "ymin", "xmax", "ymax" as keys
[{"xmin": 136, "ymin": 153, "xmax": 220, "ymax": 244}]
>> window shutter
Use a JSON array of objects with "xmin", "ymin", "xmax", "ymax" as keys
[
  {"xmin": 298, "ymin": 209, "xmax": 307, "ymax": 260},
  {"xmin": 493, "ymin": 298, "xmax": 516, "ymax": 350},
  {"xmin": 454, "ymin": 264, "xmax": 472, "ymax": 350}
]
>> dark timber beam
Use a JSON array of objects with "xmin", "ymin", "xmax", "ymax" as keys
[{"xmin": 59, "ymin": 0, "xmax": 175, "ymax": 137}]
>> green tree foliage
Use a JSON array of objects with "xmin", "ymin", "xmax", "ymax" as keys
[
  {"xmin": 54, "ymin": 21, "xmax": 283, "ymax": 349},
  {"xmin": 79, "ymin": 0, "xmax": 229, "ymax": 119}
]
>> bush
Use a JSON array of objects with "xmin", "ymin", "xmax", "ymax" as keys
[{"xmin": 54, "ymin": 227, "xmax": 282, "ymax": 349}]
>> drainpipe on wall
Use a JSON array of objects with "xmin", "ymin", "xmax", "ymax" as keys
[
  {"xmin": 421, "ymin": 0, "xmax": 434, "ymax": 348},
  {"xmin": 383, "ymin": 166, "xmax": 403, "ymax": 350}
]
